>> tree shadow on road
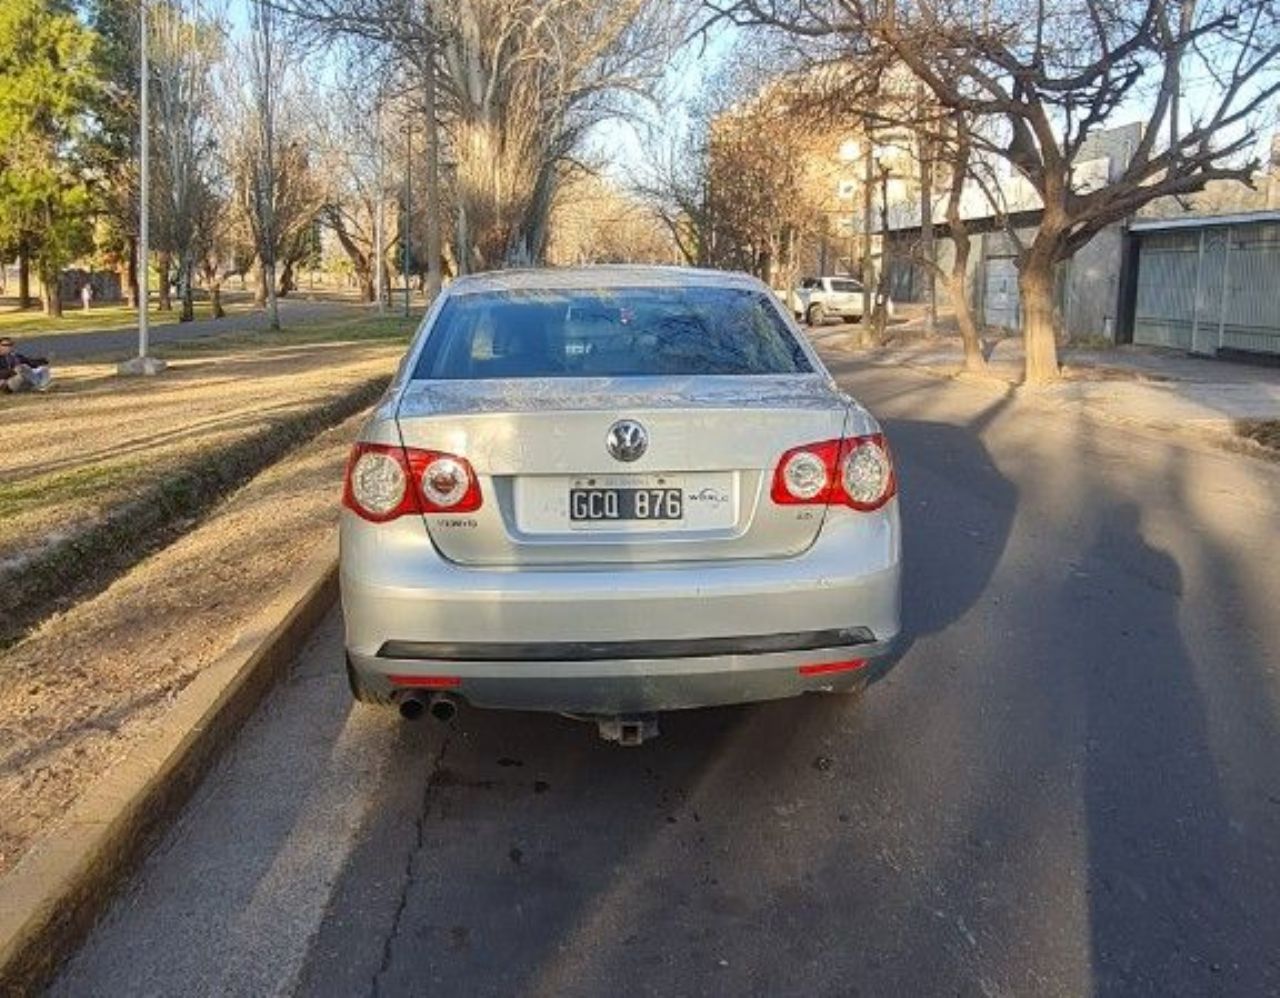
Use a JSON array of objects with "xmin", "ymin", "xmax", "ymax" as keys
[{"xmin": 291, "ymin": 398, "xmax": 1024, "ymax": 997}]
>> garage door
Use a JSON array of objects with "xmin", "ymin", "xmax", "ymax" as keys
[
  {"xmin": 983, "ymin": 257, "xmax": 1019, "ymax": 330},
  {"xmin": 1134, "ymin": 223, "xmax": 1280, "ymax": 357}
]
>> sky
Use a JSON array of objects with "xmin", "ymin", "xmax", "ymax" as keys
[{"xmin": 583, "ymin": 22, "xmax": 739, "ymax": 184}]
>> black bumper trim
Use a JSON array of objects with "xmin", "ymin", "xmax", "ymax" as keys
[{"xmin": 377, "ymin": 627, "xmax": 877, "ymax": 663}]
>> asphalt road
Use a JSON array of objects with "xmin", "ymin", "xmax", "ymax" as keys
[
  {"xmin": 52, "ymin": 360, "xmax": 1280, "ymax": 997},
  {"xmin": 18, "ymin": 297, "xmax": 364, "ymax": 362}
]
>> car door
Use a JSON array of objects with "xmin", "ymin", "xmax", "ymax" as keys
[{"xmin": 833, "ymin": 279, "xmax": 861, "ymax": 317}]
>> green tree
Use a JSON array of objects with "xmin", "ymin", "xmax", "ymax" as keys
[
  {"xmin": 0, "ymin": 0, "xmax": 98, "ymax": 317},
  {"xmin": 85, "ymin": 0, "xmax": 142, "ymax": 307}
]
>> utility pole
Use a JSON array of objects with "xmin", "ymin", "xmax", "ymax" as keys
[
  {"xmin": 877, "ymin": 163, "xmax": 891, "ymax": 340},
  {"xmin": 917, "ymin": 85, "xmax": 936, "ymax": 337},
  {"xmin": 862, "ymin": 118, "xmax": 874, "ymax": 345},
  {"xmin": 119, "ymin": 0, "xmax": 165, "ymax": 376}
]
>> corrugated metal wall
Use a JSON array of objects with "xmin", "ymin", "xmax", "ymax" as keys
[{"xmin": 1134, "ymin": 222, "xmax": 1280, "ymax": 356}]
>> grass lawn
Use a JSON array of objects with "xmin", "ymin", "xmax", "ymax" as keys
[
  {"xmin": 0, "ymin": 300, "xmax": 252, "ymax": 336},
  {"xmin": 155, "ymin": 311, "xmax": 422, "ymax": 356}
]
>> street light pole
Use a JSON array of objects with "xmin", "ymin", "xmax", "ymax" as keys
[
  {"xmin": 877, "ymin": 162, "xmax": 891, "ymax": 340},
  {"xmin": 862, "ymin": 120, "xmax": 874, "ymax": 343},
  {"xmin": 119, "ymin": 0, "xmax": 165, "ymax": 376}
]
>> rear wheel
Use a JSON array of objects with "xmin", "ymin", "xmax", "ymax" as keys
[{"xmin": 806, "ymin": 303, "xmax": 826, "ymax": 326}]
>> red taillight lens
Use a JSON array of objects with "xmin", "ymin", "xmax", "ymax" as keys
[
  {"xmin": 772, "ymin": 439, "xmax": 842, "ymax": 504},
  {"xmin": 418, "ymin": 453, "xmax": 482, "ymax": 513},
  {"xmin": 343, "ymin": 443, "xmax": 482, "ymax": 522},
  {"xmin": 770, "ymin": 434, "xmax": 896, "ymax": 511}
]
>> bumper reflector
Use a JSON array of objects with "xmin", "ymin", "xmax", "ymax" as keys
[
  {"xmin": 389, "ymin": 674, "xmax": 462, "ymax": 689},
  {"xmin": 798, "ymin": 659, "xmax": 868, "ymax": 677}
]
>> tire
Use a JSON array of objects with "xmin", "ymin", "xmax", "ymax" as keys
[{"xmin": 806, "ymin": 303, "xmax": 826, "ymax": 326}]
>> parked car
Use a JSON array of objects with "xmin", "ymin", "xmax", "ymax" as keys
[
  {"xmin": 341, "ymin": 266, "xmax": 902, "ymax": 744},
  {"xmin": 793, "ymin": 275, "xmax": 895, "ymax": 325}
]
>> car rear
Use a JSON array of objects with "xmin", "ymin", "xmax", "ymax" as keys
[{"xmin": 340, "ymin": 267, "xmax": 901, "ymax": 741}]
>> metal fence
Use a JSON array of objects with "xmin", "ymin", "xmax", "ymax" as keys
[{"xmin": 1133, "ymin": 221, "xmax": 1280, "ymax": 357}]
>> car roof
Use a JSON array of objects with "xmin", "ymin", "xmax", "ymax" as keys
[{"xmin": 446, "ymin": 265, "xmax": 765, "ymax": 296}]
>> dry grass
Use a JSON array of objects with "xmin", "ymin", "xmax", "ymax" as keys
[
  {"xmin": 0, "ymin": 315, "xmax": 415, "ymax": 646},
  {"xmin": 1235, "ymin": 419, "xmax": 1280, "ymax": 452},
  {"xmin": 0, "ymin": 412, "xmax": 368, "ymax": 876},
  {"xmin": 0, "ymin": 313, "xmax": 419, "ymax": 875}
]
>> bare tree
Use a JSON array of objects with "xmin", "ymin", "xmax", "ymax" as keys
[
  {"xmin": 273, "ymin": 0, "xmax": 689, "ymax": 272},
  {"xmin": 720, "ymin": 0, "xmax": 1280, "ymax": 384},
  {"xmin": 631, "ymin": 126, "xmax": 718, "ymax": 267},
  {"xmin": 314, "ymin": 77, "xmax": 387, "ymax": 302},
  {"xmin": 224, "ymin": 3, "xmax": 327, "ymax": 322},
  {"xmin": 150, "ymin": 0, "xmax": 223, "ymax": 322},
  {"xmin": 634, "ymin": 51, "xmax": 832, "ymax": 284},
  {"xmin": 246, "ymin": 0, "xmax": 282, "ymax": 328},
  {"xmin": 548, "ymin": 170, "xmax": 676, "ymax": 264}
]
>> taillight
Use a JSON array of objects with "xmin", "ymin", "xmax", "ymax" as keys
[
  {"xmin": 418, "ymin": 453, "xmax": 482, "ymax": 512},
  {"xmin": 770, "ymin": 434, "xmax": 896, "ymax": 511},
  {"xmin": 343, "ymin": 442, "xmax": 482, "ymax": 522},
  {"xmin": 840, "ymin": 435, "xmax": 895, "ymax": 510}
]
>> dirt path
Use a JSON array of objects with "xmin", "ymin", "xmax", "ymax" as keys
[{"xmin": 0, "ymin": 411, "xmax": 369, "ymax": 876}]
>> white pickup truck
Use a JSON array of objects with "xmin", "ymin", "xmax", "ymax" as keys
[{"xmin": 792, "ymin": 276, "xmax": 894, "ymax": 326}]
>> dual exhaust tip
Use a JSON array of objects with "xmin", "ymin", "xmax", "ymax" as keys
[
  {"xmin": 398, "ymin": 691, "xmax": 457, "ymax": 723},
  {"xmin": 395, "ymin": 692, "xmax": 659, "ymax": 745}
]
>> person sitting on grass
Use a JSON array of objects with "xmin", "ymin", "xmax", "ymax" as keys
[{"xmin": 0, "ymin": 337, "xmax": 53, "ymax": 393}]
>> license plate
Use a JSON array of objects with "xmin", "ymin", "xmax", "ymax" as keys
[{"xmin": 569, "ymin": 487, "xmax": 683, "ymax": 522}]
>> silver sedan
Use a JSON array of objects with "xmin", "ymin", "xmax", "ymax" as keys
[{"xmin": 340, "ymin": 266, "xmax": 901, "ymax": 743}]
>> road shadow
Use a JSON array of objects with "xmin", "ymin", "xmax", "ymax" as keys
[{"xmin": 293, "ymin": 402, "xmax": 1021, "ymax": 997}]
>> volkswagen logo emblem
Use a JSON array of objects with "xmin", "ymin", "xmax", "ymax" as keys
[{"xmin": 606, "ymin": 419, "xmax": 648, "ymax": 462}]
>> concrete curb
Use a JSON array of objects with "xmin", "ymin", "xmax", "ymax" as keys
[{"xmin": 0, "ymin": 541, "xmax": 339, "ymax": 996}]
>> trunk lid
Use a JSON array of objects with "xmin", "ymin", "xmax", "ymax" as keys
[{"xmin": 395, "ymin": 374, "xmax": 852, "ymax": 567}]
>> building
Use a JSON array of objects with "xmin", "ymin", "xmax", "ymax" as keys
[{"xmin": 878, "ymin": 123, "xmax": 1280, "ymax": 359}]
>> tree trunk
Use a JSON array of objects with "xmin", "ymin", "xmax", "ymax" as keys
[
  {"xmin": 124, "ymin": 237, "xmax": 138, "ymax": 308},
  {"xmin": 357, "ymin": 270, "xmax": 375, "ymax": 303},
  {"xmin": 17, "ymin": 244, "xmax": 31, "ymax": 309},
  {"xmin": 263, "ymin": 259, "xmax": 280, "ymax": 330},
  {"xmin": 179, "ymin": 258, "xmax": 195, "ymax": 322},
  {"xmin": 210, "ymin": 280, "xmax": 225, "ymax": 318},
  {"xmin": 919, "ymin": 139, "xmax": 936, "ymax": 337},
  {"xmin": 277, "ymin": 259, "xmax": 295, "ymax": 297},
  {"xmin": 423, "ymin": 35, "xmax": 443, "ymax": 300},
  {"xmin": 948, "ymin": 272, "xmax": 986, "ymax": 372},
  {"xmin": 254, "ymin": 262, "xmax": 267, "ymax": 307},
  {"xmin": 946, "ymin": 223, "xmax": 985, "ymax": 373},
  {"xmin": 157, "ymin": 250, "xmax": 172, "ymax": 311},
  {"xmin": 40, "ymin": 269, "xmax": 62, "ymax": 318},
  {"xmin": 1019, "ymin": 254, "xmax": 1060, "ymax": 385}
]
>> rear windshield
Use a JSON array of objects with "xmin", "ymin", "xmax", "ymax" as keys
[{"xmin": 412, "ymin": 286, "xmax": 812, "ymax": 380}]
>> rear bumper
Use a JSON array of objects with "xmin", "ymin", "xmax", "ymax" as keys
[
  {"xmin": 341, "ymin": 502, "xmax": 901, "ymax": 714},
  {"xmin": 348, "ymin": 635, "xmax": 899, "ymax": 713}
]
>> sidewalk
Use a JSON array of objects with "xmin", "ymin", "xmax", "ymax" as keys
[{"xmin": 808, "ymin": 325, "xmax": 1280, "ymax": 456}]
